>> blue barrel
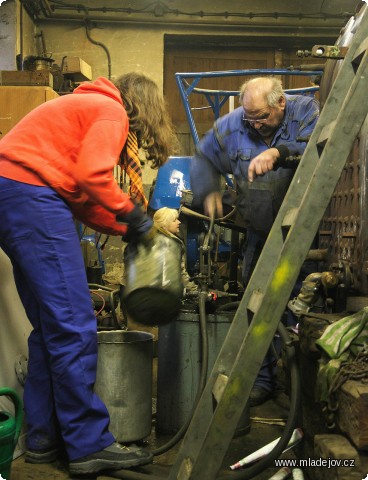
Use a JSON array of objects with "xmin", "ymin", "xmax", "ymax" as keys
[{"xmin": 156, "ymin": 309, "xmax": 250, "ymax": 435}]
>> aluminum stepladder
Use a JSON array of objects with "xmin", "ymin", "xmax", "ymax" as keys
[{"xmin": 168, "ymin": 6, "xmax": 368, "ymax": 480}]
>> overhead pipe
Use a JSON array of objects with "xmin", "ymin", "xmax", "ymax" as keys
[
  {"xmin": 30, "ymin": 0, "xmax": 351, "ymax": 34},
  {"xmin": 39, "ymin": 0, "xmax": 353, "ymax": 23},
  {"xmin": 33, "ymin": 16, "xmax": 351, "ymax": 34}
]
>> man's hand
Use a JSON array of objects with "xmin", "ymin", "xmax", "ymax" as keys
[
  {"xmin": 204, "ymin": 192, "xmax": 223, "ymax": 219},
  {"xmin": 248, "ymin": 148, "xmax": 280, "ymax": 182}
]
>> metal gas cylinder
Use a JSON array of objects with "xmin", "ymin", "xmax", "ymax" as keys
[{"xmin": 123, "ymin": 233, "xmax": 184, "ymax": 325}]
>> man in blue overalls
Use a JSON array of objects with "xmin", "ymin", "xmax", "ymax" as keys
[{"xmin": 190, "ymin": 76, "xmax": 319, "ymax": 406}]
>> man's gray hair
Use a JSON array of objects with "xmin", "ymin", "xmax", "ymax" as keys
[{"xmin": 239, "ymin": 77, "xmax": 285, "ymax": 107}]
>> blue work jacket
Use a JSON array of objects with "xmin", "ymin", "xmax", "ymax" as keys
[{"xmin": 190, "ymin": 94, "xmax": 319, "ymax": 234}]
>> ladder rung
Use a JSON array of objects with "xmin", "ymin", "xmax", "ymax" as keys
[
  {"xmin": 247, "ymin": 289, "xmax": 264, "ymax": 313},
  {"xmin": 352, "ymin": 36, "xmax": 368, "ymax": 65},
  {"xmin": 282, "ymin": 207, "xmax": 299, "ymax": 228},
  {"xmin": 317, "ymin": 120, "xmax": 336, "ymax": 148},
  {"xmin": 212, "ymin": 373, "xmax": 229, "ymax": 403}
]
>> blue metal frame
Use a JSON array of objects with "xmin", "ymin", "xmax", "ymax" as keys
[{"xmin": 175, "ymin": 68, "xmax": 322, "ymax": 145}]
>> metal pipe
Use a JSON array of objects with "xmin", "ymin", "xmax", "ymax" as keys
[
  {"xmin": 36, "ymin": 1, "xmax": 353, "ymax": 28},
  {"xmin": 180, "ymin": 205, "xmax": 236, "ymax": 222},
  {"xmin": 305, "ymin": 248, "xmax": 328, "ymax": 261}
]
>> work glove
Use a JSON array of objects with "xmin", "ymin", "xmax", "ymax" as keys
[
  {"xmin": 117, "ymin": 205, "xmax": 154, "ymax": 244},
  {"xmin": 139, "ymin": 225, "xmax": 157, "ymax": 245}
]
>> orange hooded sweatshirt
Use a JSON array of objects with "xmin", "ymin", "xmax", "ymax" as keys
[{"xmin": 0, "ymin": 77, "xmax": 135, "ymax": 235}]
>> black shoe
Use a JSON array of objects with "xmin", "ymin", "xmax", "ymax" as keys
[
  {"xmin": 25, "ymin": 447, "xmax": 59, "ymax": 464},
  {"xmin": 249, "ymin": 386, "xmax": 273, "ymax": 407},
  {"xmin": 69, "ymin": 442, "xmax": 153, "ymax": 475}
]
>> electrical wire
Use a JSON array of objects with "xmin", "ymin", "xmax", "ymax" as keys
[
  {"xmin": 84, "ymin": 18, "xmax": 112, "ymax": 80},
  {"xmin": 89, "ymin": 283, "xmax": 121, "ymax": 328},
  {"xmin": 90, "ymin": 290, "xmax": 106, "ymax": 315}
]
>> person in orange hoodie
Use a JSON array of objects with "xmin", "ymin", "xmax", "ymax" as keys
[{"xmin": 0, "ymin": 72, "xmax": 177, "ymax": 476}]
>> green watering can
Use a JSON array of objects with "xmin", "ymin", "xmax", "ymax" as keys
[{"xmin": 0, "ymin": 388, "xmax": 23, "ymax": 480}]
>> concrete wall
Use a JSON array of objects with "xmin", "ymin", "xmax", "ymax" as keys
[
  {"xmin": 0, "ymin": 1, "xmax": 39, "ymax": 69},
  {"xmin": 0, "ymin": 0, "xmax": 17, "ymax": 69},
  {"xmin": 41, "ymin": 22, "xmax": 165, "ymax": 88}
]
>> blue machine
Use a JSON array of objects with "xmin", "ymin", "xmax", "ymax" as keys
[{"xmin": 149, "ymin": 156, "xmax": 192, "ymax": 210}]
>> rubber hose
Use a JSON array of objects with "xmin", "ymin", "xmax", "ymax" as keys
[
  {"xmin": 151, "ymin": 289, "xmax": 209, "ymax": 456},
  {"xmin": 108, "ymin": 470, "xmax": 164, "ymax": 480},
  {"xmin": 216, "ymin": 301, "xmax": 241, "ymax": 311}
]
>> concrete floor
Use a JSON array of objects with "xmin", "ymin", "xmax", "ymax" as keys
[{"xmin": 10, "ymin": 390, "xmax": 297, "ymax": 480}]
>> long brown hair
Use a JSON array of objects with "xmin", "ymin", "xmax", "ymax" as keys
[{"xmin": 114, "ymin": 72, "xmax": 178, "ymax": 168}]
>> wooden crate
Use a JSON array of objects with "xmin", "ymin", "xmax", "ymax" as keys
[
  {"xmin": 0, "ymin": 70, "xmax": 53, "ymax": 87},
  {"xmin": 61, "ymin": 57, "xmax": 92, "ymax": 81},
  {"xmin": 0, "ymin": 86, "xmax": 59, "ymax": 140},
  {"xmin": 314, "ymin": 434, "xmax": 362, "ymax": 480},
  {"xmin": 337, "ymin": 380, "xmax": 368, "ymax": 451}
]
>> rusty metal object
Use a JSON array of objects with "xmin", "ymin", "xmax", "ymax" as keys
[
  {"xmin": 320, "ymin": 271, "xmax": 340, "ymax": 289},
  {"xmin": 306, "ymin": 248, "xmax": 328, "ymax": 261}
]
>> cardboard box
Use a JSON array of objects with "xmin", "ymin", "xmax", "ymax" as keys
[
  {"xmin": 61, "ymin": 57, "xmax": 92, "ymax": 81},
  {"xmin": 0, "ymin": 70, "xmax": 53, "ymax": 87},
  {"xmin": 0, "ymin": 86, "xmax": 59, "ymax": 140}
]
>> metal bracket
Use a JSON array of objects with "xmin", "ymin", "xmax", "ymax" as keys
[
  {"xmin": 312, "ymin": 45, "xmax": 349, "ymax": 59},
  {"xmin": 297, "ymin": 45, "xmax": 348, "ymax": 59}
]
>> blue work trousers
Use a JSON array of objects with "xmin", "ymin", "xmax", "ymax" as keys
[{"xmin": 0, "ymin": 177, "xmax": 114, "ymax": 460}]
